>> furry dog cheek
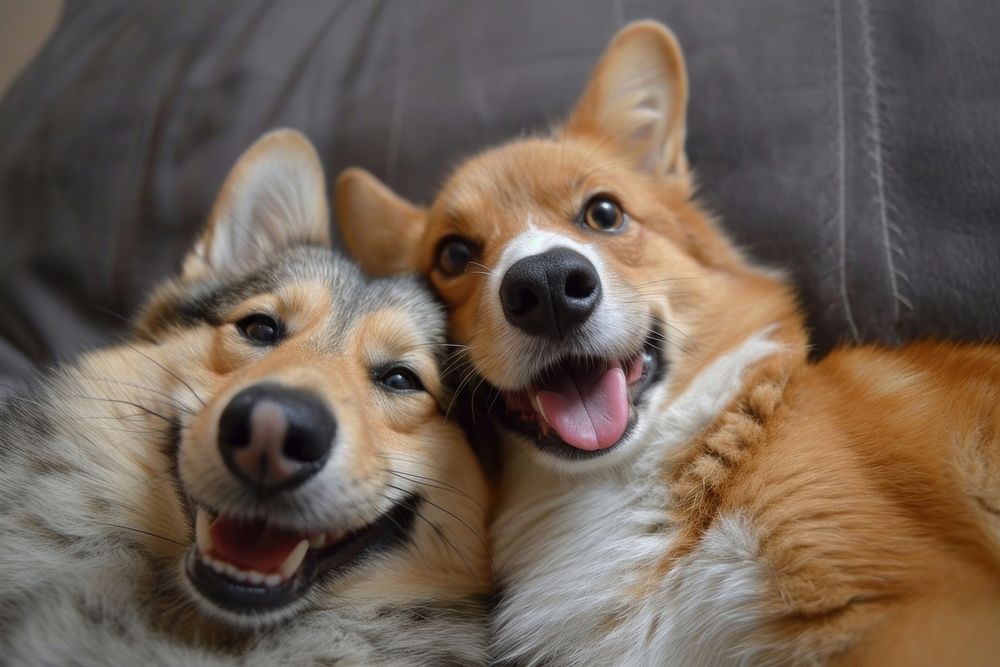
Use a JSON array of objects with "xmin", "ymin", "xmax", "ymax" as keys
[
  {"xmin": 0, "ymin": 129, "xmax": 492, "ymax": 664},
  {"xmin": 335, "ymin": 19, "xmax": 1000, "ymax": 666}
]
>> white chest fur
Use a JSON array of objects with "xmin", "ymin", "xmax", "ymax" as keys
[{"xmin": 491, "ymin": 331, "xmax": 782, "ymax": 666}]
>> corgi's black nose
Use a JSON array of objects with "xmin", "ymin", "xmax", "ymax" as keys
[
  {"xmin": 217, "ymin": 383, "xmax": 336, "ymax": 495},
  {"xmin": 500, "ymin": 247, "xmax": 602, "ymax": 339}
]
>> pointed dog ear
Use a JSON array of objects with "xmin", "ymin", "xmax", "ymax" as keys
[
  {"xmin": 334, "ymin": 167, "xmax": 428, "ymax": 277},
  {"xmin": 566, "ymin": 21, "xmax": 689, "ymax": 178},
  {"xmin": 181, "ymin": 129, "xmax": 330, "ymax": 281}
]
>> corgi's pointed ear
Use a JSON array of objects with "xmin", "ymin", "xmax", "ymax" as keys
[
  {"xmin": 182, "ymin": 129, "xmax": 330, "ymax": 280},
  {"xmin": 335, "ymin": 168, "xmax": 427, "ymax": 277},
  {"xmin": 566, "ymin": 21, "xmax": 689, "ymax": 177}
]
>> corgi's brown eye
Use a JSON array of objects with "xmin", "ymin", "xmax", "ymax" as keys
[
  {"xmin": 584, "ymin": 196, "xmax": 626, "ymax": 232},
  {"xmin": 237, "ymin": 314, "xmax": 281, "ymax": 345},
  {"xmin": 377, "ymin": 367, "xmax": 424, "ymax": 393},
  {"xmin": 437, "ymin": 236, "xmax": 478, "ymax": 276}
]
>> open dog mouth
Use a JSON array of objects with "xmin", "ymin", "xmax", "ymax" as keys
[
  {"xmin": 184, "ymin": 496, "xmax": 418, "ymax": 616},
  {"xmin": 500, "ymin": 330, "xmax": 665, "ymax": 459}
]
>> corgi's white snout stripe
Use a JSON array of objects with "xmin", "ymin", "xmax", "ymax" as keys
[
  {"xmin": 487, "ymin": 229, "xmax": 617, "ymax": 334},
  {"xmin": 475, "ymin": 226, "xmax": 649, "ymax": 391},
  {"xmin": 489, "ymin": 229, "xmax": 607, "ymax": 298}
]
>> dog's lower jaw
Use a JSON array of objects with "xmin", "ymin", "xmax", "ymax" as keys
[
  {"xmin": 178, "ymin": 556, "xmax": 311, "ymax": 629},
  {"xmin": 490, "ymin": 329, "xmax": 786, "ymax": 664},
  {"xmin": 500, "ymin": 378, "xmax": 671, "ymax": 476},
  {"xmin": 497, "ymin": 331, "xmax": 667, "ymax": 469},
  {"xmin": 180, "ymin": 496, "xmax": 420, "ymax": 626}
]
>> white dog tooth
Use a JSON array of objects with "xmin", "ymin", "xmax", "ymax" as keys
[
  {"xmin": 531, "ymin": 393, "xmax": 549, "ymax": 424},
  {"xmin": 195, "ymin": 508, "xmax": 213, "ymax": 554},
  {"xmin": 264, "ymin": 573, "xmax": 282, "ymax": 587},
  {"xmin": 247, "ymin": 571, "xmax": 265, "ymax": 585},
  {"xmin": 279, "ymin": 539, "xmax": 310, "ymax": 579}
]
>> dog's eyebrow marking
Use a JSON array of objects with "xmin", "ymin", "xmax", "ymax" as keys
[{"xmin": 172, "ymin": 272, "xmax": 280, "ymax": 327}]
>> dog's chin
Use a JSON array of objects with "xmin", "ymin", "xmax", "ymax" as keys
[
  {"xmin": 497, "ymin": 328, "xmax": 667, "ymax": 468},
  {"xmin": 179, "ymin": 496, "xmax": 419, "ymax": 627}
]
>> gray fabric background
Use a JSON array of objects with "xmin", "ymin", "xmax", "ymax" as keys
[{"xmin": 1, "ymin": 0, "xmax": 999, "ymax": 386}]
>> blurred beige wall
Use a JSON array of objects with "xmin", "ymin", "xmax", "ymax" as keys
[{"xmin": 0, "ymin": 0, "xmax": 63, "ymax": 100}]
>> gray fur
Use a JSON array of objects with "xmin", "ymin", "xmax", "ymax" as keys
[
  {"xmin": 154, "ymin": 244, "xmax": 445, "ymax": 350},
  {"xmin": 0, "ymin": 247, "xmax": 485, "ymax": 665}
]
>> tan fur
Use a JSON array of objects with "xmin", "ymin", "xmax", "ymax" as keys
[
  {"xmin": 162, "ymin": 132, "xmax": 491, "ymax": 607},
  {"xmin": 336, "ymin": 22, "xmax": 1000, "ymax": 665},
  {"xmin": 0, "ymin": 129, "xmax": 490, "ymax": 665}
]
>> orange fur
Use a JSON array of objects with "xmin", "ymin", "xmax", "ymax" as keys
[{"xmin": 336, "ymin": 21, "xmax": 1000, "ymax": 664}]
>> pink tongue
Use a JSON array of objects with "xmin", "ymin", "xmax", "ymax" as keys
[
  {"xmin": 210, "ymin": 517, "xmax": 302, "ymax": 572},
  {"xmin": 536, "ymin": 364, "xmax": 629, "ymax": 451}
]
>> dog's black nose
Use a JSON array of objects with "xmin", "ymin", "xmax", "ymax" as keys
[
  {"xmin": 500, "ymin": 247, "xmax": 602, "ymax": 338},
  {"xmin": 217, "ymin": 383, "xmax": 336, "ymax": 495}
]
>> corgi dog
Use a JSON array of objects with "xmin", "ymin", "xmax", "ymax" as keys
[
  {"xmin": 336, "ymin": 21, "xmax": 1000, "ymax": 667},
  {"xmin": 0, "ymin": 130, "xmax": 490, "ymax": 665}
]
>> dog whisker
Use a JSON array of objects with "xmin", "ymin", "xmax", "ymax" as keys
[
  {"xmin": 63, "ymin": 394, "xmax": 178, "ymax": 426},
  {"xmin": 94, "ymin": 521, "xmax": 186, "ymax": 548},
  {"xmin": 385, "ymin": 483, "xmax": 487, "ymax": 552},
  {"xmin": 115, "ymin": 339, "xmax": 207, "ymax": 408},
  {"xmin": 384, "ymin": 469, "xmax": 483, "ymax": 510},
  {"xmin": 76, "ymin": 375, "xmax": 197, "ymax": 416},
  {"xmin": 393, "ymin": 494, "xmax": 481, "ymax": 590},
  {"xmin": 467, "ymin": 261, "xmax": 495, "ymax": 277}
]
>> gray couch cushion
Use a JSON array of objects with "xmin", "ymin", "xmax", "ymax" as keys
[{"xmin": 1, "ymin": 0, "xmax": 998, "ymax": 384}]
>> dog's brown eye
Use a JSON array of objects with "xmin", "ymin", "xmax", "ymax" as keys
[
  {"xmin": 237, "ymin": 314, "xmax": 281, "ymax": 345},
  {"xmin": 377, "ymin": 366, "xmax": 424, "ymax": 393},
  {"xmin": 437, "ymin": 236, "xmax": 477, "ymax": 276},
  {"xmin": 584, "ymin": 196, "xmax": 626, "ymax": 232}
]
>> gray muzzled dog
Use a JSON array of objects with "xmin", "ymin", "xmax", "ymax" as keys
[{"xmin": 0, "ymin": 130, "xmax": 491, "ymax": 665}]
